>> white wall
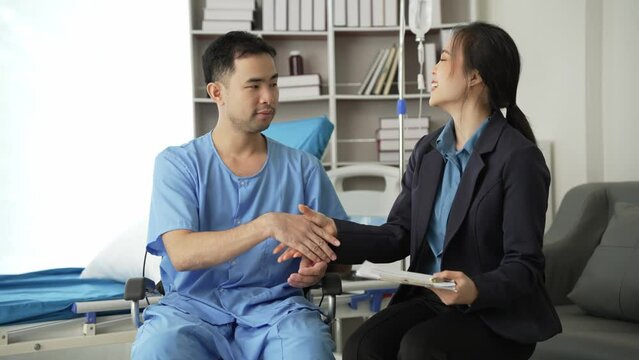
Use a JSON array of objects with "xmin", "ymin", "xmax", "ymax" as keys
[
  {"xmin": 602, "ymin": 0, "xmax": 639, "ymax": 181},
  {"xmin": 0, "ymin": 1, "xmax": 193, "ymax": 273},
  {"xmin": 479, "ymin": 0, "xmax": 639, "ymax": 212}
]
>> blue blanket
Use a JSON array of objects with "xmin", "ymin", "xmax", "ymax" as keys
[{"xmin": 0, "ymin": 268, "xmax": 124, "ymax": 325}]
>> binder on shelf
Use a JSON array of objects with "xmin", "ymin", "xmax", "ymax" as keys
[
  {"xmin": 372, "ymin": 0, "xmax": 384, "ymax": 27},
  {"xmin": 262, "ymin": 0, "xmax": 275, "ymax": 31},
  {"xmin": 275, "ymin": 0, "xmax": 287, "ymax": 30},
  {"xmin": 364, "ymin": 48, "xmax": 389, "ymax": 95},
  {"xmin": 357, "ymin": 49, "xmax": 384, "ymax": 95},
  {"xmin": 288, "ymin": 0, "xmax": 301, "ymax": 31},
  {"xmin": 203, "ymin": 9, "xmax": 254, "ymax": 21},
  {"xmin": 374, "ymin": 45, "xmax": 396, "ymax": 95},
  {"xmin": 384, "ymin": 0, "xmax": 397, "ymax": 26},
  {"xmin": 359, "ymin": 0, "xmax": 372, "ymax": 28},
  {"xmin": 313, "ymin": 0, "xmax": 326, "ymax": 30},
  {"xmin": 300, "ymin": 0, "xmax": 313, "ymax": 31},
  {"xmin": 334, "ymin": 0, "xmax": 347, "ymax": 27},
  {"xmin": 346, "ymin": 0, "xmax": 359, "ymax": 27},
  {"xmin": 432, "ymin": 0, "xmax": 442, "ymax": 26}
]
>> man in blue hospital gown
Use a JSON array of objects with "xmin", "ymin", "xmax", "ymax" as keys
[{"xmin": 131, "ymin": 31, "xmax": 347, "ymax": 359}]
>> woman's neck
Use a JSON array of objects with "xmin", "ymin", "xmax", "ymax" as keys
[{"xmin": 447, "ymin": 98, "xmax": 491, "ymax": 151}]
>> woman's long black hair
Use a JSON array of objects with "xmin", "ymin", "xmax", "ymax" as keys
[{"xmin": 452, "ymin": 22, "xmax": 536, "ymax": 144}]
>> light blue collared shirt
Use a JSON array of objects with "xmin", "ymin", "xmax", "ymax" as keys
[
  {"xmin": 147, "ymin": 133, "xmax": 347, "ymax": 327},
  {"xmin": 424, "ymin": 117, "xmax": 490, "ymax": 274}
]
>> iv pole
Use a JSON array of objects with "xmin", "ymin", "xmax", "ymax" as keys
[{"xmin": 397, "ymin": 0, "xmax": 407, "ymax": 271}]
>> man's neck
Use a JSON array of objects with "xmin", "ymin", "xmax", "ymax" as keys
[{"xmin": 211, "ymin": 118, "xmax": 268, "ymax": 177}]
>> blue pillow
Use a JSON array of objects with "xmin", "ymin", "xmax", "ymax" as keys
[{"xmin": 262, "ymin": 115, "xmax": 333, "ymax": 159}]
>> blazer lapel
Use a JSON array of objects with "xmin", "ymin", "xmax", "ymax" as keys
[
  {"xmin": 443, "ymin": 114, "xmax": 507, "ymax": 252},
  {"xmin": 412, "ymin": 146, "xmax": 444, "ymax": 257}
]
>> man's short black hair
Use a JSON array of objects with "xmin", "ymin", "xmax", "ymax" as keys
[{"xmin": 202, "ymin": 31, "xmax": 277, "ymax": 85}]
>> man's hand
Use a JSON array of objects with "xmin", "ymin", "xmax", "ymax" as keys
[
  {"xmin": 275, "ymin": 204, "xmax": 338, "ymax": 262},
  {"xmin": 287, "ymin": 257, "xmax": 327, "ymax": 288},
  {"xmin": 430, "ymin": 270, "xmax": 478, "ymax": 306},
  {"xmin": 260, "ymin": 210, "xmax": 340, "ymax": 263}
]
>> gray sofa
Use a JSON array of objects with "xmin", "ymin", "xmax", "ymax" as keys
[{"xmin": 533, "ymin": 182, "xmax": 639, "ymax": 359}]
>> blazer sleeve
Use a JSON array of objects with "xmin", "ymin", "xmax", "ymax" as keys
[
  {"xmin": 332, "ymin": 144, "xmax": 421, "ymax": 265},
  {"xmin": 470, "ymin": 145, "xmax": 550, "ymax": 311}
]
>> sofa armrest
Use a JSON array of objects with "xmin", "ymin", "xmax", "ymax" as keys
[{"xmin": 543, "ymin": 184, "xmax": 610, "ymax": 305}]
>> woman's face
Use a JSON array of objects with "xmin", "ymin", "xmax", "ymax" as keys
[{"xmin": 428, "ymin": 38, "xmax": 470, "ymax": 109}]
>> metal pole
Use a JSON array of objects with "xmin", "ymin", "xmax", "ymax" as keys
[{"xmin": 398, "ymin": 0, "xmax": 407, "ymax": 271}]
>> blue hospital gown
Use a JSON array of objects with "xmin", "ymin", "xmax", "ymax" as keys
[{"xmin": 134, "ymin": 133, "xmax": 346, "ymax": 359}]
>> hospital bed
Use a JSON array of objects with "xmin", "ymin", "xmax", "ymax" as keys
[{"xmin": 0, "ymin": 116, "xmax": 404, "ymax": 358}]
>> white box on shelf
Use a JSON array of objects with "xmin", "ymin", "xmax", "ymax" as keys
[
  {"xmin": 380, "ymin": 117, "xmax": 430, "ymax": 129},
  {"xmin": 278, "ymin": 74, "xmax": 321, "ymax": 87},
  {"xmin": 202, "ymin": 20, "xmax": 252, "ymax": 31},
  {"xmin": 378, "ymin": 138, "xmax": 419, "ymax": 151},
  {"xmin": 203, "ymin": 9, "xmax": 254, "ymax": 21},
  {"xmin": 279, "ymin": 85, "xmax": 321, "ymax": 99},
  {"xmin": 377, "ymin": 128, "xmax": 428, "ymax": 140},
  {"xmin": 206, "ymin": 0, "xmax": 255, "ymax": 10}
]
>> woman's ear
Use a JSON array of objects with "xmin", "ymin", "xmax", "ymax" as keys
[
  {"xmin": 468, "ymin": 70, "xmax": 484, "ymax": 87},
  {"xmin": 206, "ymin": 82, "xmax": 224, "ymax": 105}
]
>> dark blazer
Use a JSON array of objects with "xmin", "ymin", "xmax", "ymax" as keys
[{"xmin": 333, "ymin": 112, "xmax": 562, "ymax": 344}]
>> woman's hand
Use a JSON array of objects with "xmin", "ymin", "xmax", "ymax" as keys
[
  {"xmin": 274, "ymin": 204, "xmax": 338, "ymax": 262},
  {"xmin": 261, "ymin": 211, "xmax": 340, "ymax": 263},
  {"xmin": 431, "ymin": 270, "xmax": 478, "ymax": 306}
]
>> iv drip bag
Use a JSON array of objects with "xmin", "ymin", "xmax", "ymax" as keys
[{"xmin": 408, "ymin": 0, "xmax": 433, "ymax": 41}]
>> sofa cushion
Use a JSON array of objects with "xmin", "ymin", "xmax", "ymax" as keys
[{"xmin": 568, "ymin": 202, "xmax": 639, "ymax": 322}]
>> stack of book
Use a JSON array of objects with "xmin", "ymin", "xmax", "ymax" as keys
[
  {"xmin": 377, "ymin": 117, "xmax": 429, "ymax": 162},
  {"xmin": 357, "ymin": 44, "xmax": 399, "ymax": 95},
  {"xmin": 278, "ymin": 74, "xmax": 321, "ymax": 100},
  {"xmin": 201, "ymin": 0, "xmax": 255, "ymax": 32}
]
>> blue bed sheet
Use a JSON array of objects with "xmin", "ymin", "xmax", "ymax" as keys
[{"xmin": 0, "ymin": 268, "xmax": 125, "ymax": 325}]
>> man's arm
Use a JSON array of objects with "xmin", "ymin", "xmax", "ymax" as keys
[{"xmin": 163, "ymin": 212, "xmax": 339, "ymax": 271}]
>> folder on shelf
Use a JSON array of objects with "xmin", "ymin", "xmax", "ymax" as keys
[
  {"xmin": 278, "ymin": 74, "xmax": 321, "ymax": 87},
  {"xmin": 356, "ymin": 261, "xmax": 457, "ymax": 291},
  {"xmin": 384, "ymin": 0, "xmax": 397, "ymax": 26},
  {"xmin": 382, "ymin": 48, "xmax": 399, "ymax": 95},
  {"xmin": 359, "ymin": 0, "xmax": 372, "ymax": 27},
  {"xmin": 346, "ymin": 0, "xmax": 359, "ymax": 27},
  {"xmin": 206, "ymin": 0, "xmax": 255, "ymax": 10},
  {"xmin": 372, "ymin": 0, "xmax": 384, "ymax": 26},
  {"xmin": 364, "ymin": 48, "xmax": 389, "ymax": 95}
]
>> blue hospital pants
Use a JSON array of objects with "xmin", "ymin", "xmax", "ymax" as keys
[{"xmin": 130, "ymin": 304, "xmax": 335, "ymax": 360}]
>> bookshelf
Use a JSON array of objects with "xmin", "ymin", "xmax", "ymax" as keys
[{"xmin": 188, "ymin": 0, "xmax": 477, "ymax": 168}]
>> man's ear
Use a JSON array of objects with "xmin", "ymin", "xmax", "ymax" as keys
[
  {"xmin": 207, "ymin": 82, "xmax": 224, "ymax": 105},
  {"xmin": 468, "ymin": 70, "xmax": 483, "ymax": 87}
]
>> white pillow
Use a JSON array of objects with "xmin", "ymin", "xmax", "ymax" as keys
[{"xmin": 80, "ymin": 219, "xmax": 162, "ymax": 283}]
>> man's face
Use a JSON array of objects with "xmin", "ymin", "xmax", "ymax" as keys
[{"xmin": 219, "ymin": 53, "xmax": 278, "ymax": 133}]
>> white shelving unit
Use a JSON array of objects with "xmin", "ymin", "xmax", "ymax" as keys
[{"xmin": 188, "ymin": 0, "xmax": 476, "ymax": 169}]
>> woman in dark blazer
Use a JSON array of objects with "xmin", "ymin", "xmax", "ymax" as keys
[{"xmin": 290, "ymin": 22, "xmax": 562, "ymax": 359}]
